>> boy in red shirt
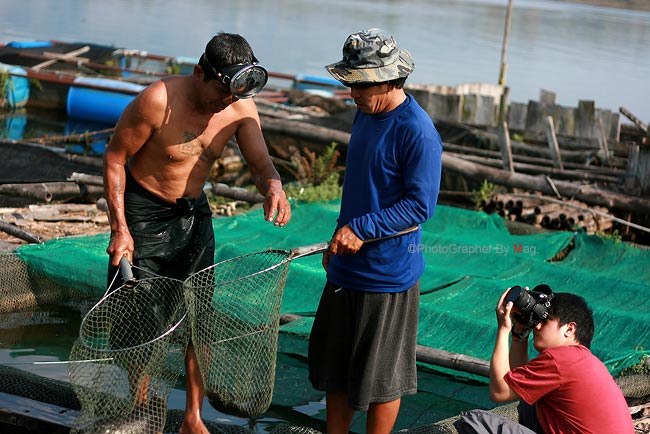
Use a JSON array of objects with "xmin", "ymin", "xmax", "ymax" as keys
[{"xmin": 456, "ymin": 287, "xmax": 634, "ymax": 434}]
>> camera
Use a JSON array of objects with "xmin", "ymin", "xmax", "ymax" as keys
[{"xmin": 505, "ymin": 284, "xmax": 554, "ymax": 339}]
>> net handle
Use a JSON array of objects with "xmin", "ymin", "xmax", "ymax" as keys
[
  {"xmin": 287, "ymin": 225, "xmax": 420, "ymax": 260},
  {"xmin": 119, "ymin": 256, "xmax": 136, "ymax": 286}
]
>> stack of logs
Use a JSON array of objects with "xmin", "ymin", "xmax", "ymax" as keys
[{"xmin": 482, "ymin": 193, "xmax": 613, "ymax": 234}]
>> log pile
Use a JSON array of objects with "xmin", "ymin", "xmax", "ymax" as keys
[
  {"xmin": 0, "ymin": 203, "xmax": 109, "ymax": 248},
  {"xmin": 483, "ymin": 193, "xmax": 613, "ymax": 234}
]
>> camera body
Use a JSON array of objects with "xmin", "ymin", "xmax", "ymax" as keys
[{"xmin": 505, "ymin": 284, "xmax": 554, "ymax": 339}]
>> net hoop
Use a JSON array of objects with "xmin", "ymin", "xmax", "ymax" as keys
[
  {"xmin": 78, "ymin": 276, "xmax": 186, "ymax": 353},
  {"xmin": 186, "ymin": 249, "xmax": 292, "ymax": 292}
]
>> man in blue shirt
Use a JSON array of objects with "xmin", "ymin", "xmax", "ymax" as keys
[{"xmin": 308, "ymin": 28, "xmax": 443, "ymax": 434}]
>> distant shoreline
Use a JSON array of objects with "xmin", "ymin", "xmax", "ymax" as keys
[{"xmin": 553, "ymin": 0, "xmax": 650, "ymax": 12}]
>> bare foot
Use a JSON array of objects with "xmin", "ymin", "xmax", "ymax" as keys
[{"xmin": 178, "ymin": 415, "xmax": 210, "ymax": 434}]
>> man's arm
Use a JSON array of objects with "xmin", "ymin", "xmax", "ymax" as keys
[
  {"xmin": 103, "ymin": 83, "xmax": 165, "ymax": 265},
  {"xmin": 235, "ymin": 101, "xmax": 291, "ymax": 227},
  {"xmin": 489, "ymin": 289, "xmax": 524, "ymax": 403}
]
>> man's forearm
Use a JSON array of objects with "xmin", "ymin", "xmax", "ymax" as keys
[
  {"xmin": 489, "ymin": 328, "xmax": 513, "ymax": 401},
  {"xmin": 103, "ymin": 162, "xmax": 129, "ymax": 234},
  {"xmin": 252, "ymin": 162, "xmax": 283, "ymax": 197}
]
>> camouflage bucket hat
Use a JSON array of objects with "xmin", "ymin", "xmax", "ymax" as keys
[{"xmin": 325, "ymin": 28, "xmax": 414, "ymax": 85}]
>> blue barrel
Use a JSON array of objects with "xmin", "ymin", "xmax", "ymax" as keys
[
  {"xmin": 6, "ymin": 41, "xmax": 53, "ymax": 49},
  {"xmin": 66, "ymin": 77, "xmax": 145, "ymax": 124},
  {"xmin": 0, "ymin": 63, "xmax": 30, "ymax": 109}
]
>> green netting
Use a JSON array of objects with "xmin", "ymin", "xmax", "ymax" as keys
[{"xmin": 14, "ymin": 200, "xmax": 650, "ymax": 379}]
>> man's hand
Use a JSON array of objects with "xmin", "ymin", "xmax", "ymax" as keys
[
  {"xmin": 322, "ymin": 251, "xmax": 331, "ymax": 271},
  {"xmin": 263, "ymin": 187, "xmax": 291, "ymax": 227},
  {"xmin": 106, "ymin": 230, "xmax": 134, "ymax": 266},
  {"xmin": 495, "ymin": 288, "xmax": 514, "ymax": 332},
  {"xmin": 329, "ymin": 225, "xmax": 363, "ymax": 255}
]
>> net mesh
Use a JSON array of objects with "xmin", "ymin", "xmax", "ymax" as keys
[
  {"xmin": 68, "ymin": 275, "xmax": 188, "ymax": 434},
  {"xmin": 185, "ymin": 250, "xmax": 292, "ymax": 417}
]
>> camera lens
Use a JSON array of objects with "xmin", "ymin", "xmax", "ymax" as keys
[{"xmin": 506, "ymin": 286, "xmax": 534, "ymax": 312}]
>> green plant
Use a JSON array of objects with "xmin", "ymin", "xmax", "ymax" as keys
[
  {"xmin": 595, "ymin": 228, "xmax": 622, "ymax": 244},
  {"xmin": 0, "ymin": 70, "xmax": 10, "ymax": 108},
  {"xmin": 167, "ymin": 61, "xmax": 182, "ymax": 75},
  {"xmin": 287, "ymin": 142, "xmax": 344, "ymax": 185},
  {"xmin": 619, "ymin": 354, "xmax": 650, "ymax": 377},
  {"xmin": 471, "ymin": 180, "xmax": 496, "ymax": 210},
  {"xmin": 284, "ymin": 172, "xmax": 342, "ymax": 203}
]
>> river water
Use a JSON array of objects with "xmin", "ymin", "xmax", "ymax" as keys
[{"xmin": 1, "ymin": 0, "xmax": 649, "ymax": 120}]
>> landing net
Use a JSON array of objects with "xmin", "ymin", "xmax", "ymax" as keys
[
  {"xmin": 68, "ymin": 273, "xmax": 187, "ymax": 434},
  {"xmin": 185, "ymin": 249, "xmax": 294, "ymax": 418}
]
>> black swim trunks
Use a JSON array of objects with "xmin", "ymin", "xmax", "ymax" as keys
[{"xmin": 107, "ymin": 167, "xmax": 215, "ymax": 288}]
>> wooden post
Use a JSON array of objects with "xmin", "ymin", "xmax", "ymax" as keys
[
  {"xmin": 498, "ymin": 121, "xmax": 514, "ymax": 172},
  {"xmin": 544, "ymin": 116, "xmax": 564, "ymax": 170},
  {"xmin": 498, "ymin": 0, "xmax": 513, "ymax": 86},
  {"xmin": 576, "ymin": 100, "xmax": 595, "ymax": 139},
  {"xmin": 640, "ymin": 125, "xmax": 650, "ymax": 195},
  {"xmin": 625, "ymin": 143, "xmax": 640, "ymax": 193},
  {"xmin": 597, "ymin": 117, "xmax": 611, "ymax": 166},
  {"xmin": 497, "ymin": 0, "xmax": 513, "ymax": 126}
]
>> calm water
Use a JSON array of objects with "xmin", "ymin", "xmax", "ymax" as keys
[{"xmin": 1, "ymin": 0, "xmax": 649, "ymax": 119}]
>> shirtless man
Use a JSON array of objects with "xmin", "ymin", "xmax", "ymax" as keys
[{"xmin": 103, "ymin": 32, "xmax": 291, "ymax": 434}]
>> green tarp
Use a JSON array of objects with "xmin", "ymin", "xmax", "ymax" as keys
[{"xmin": 16, "ymin": 200, "xmax": 650, "ymax": 377}]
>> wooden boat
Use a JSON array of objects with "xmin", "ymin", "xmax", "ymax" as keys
[{"xmin": 0, "ymin": 39, "xmax": 350, "ymax": 125}]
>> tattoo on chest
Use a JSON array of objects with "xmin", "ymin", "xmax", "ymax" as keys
[{"xmin": 179, "ymin": 131, "xmax": 202, "ymax": 156}]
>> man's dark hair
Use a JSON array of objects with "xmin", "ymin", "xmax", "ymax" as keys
[
  {"xmin": 199, "ymin": 32, "xmax": 257, "ymax": 81},
  {"xmin": 548, "ymin": 292, "xmax": 594, "ymax": 348},
  {"xmin": 387, "ymin": 76, "xmax": 407, "ymax": 89}
]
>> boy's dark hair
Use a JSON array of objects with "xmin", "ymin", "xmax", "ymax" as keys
[
  {"xmin": 199, "ymin": 32, "xmax": 257, "ymax": 81},
  {"xmin": 548, "ymin": 292, "xmax": 594, "ymax": 348}
]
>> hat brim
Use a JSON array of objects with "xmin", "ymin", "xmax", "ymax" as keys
[{"xmin": 325, "ymin": 49, "xmax": 414, "ymax": 84}]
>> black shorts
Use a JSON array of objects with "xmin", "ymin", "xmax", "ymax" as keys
[
  {"xmin": 105, "ymin": 170, "xmax": 215, "ymax": 349},
  {"xmin": 308, "ymin": 281, "xmax": 420, "ymax": 411},
  {"xmin": 107, "ymin": 168, "xmax": 215, "ymax": 289}
]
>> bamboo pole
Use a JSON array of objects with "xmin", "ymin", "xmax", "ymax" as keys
[{"xmin": 279, "ymin": 314, "xmax": 490, "ymax": 377}]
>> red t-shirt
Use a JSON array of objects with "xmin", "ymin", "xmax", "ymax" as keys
[{"xmin": 505, "ymin": 345, "xmax": 633, "ymax": 434}]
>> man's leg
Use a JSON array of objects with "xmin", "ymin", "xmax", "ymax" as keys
[
  {"xmin": 326, "ymin": 390, "xmax": 355, "ymax": 434},
  {"xmin": 367, "ymin": 398, "xmax": 401, "ymax": 434},
  {"xmin": 179, "ymin": 344, "xmax": 210, "ymax": 434}
]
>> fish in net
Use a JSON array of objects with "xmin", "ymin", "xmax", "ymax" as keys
[
  {"xmin": 68, "ymin": 260, "xmax": 188, "ymax": 434},
  {"xmin": 184, "ymin": 242, "xmax": 329, "ymax": 418}
]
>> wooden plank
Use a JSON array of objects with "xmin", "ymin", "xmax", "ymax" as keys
[
  {"xmin": 430, "ymin": 93, "xmax": 462, "ymax": 123},
  {"xmin": 619, "ymin": 106, "xmax": 648, "ymax": 134},
  {"xmin": 625, "ymin": 143, "xmax": 640, "ymax": 193},
  {"xmin": 553, "ymin": 105, "xmax": 576, "ymax": 136},
  {"xmin": 539, "ymin": 89, "xmax": 556, "ymax": 105},
  {"xmin": 544, "ymin": 116, "xmax": 564, "ymax": 170},
  {"xmin": 576, "ymin": 100, "xmax": 595, "ymax": 138},
  {"xmin": 0, "ymin": 391, "xmax": 77, "ymax": 433},
  {"xmin": 637, "ymin": 147, "xmax": 650, "ymax": 195},
  {"xmin": 597, "ymin": 117, "xmax": 611, "ymax": 166},
  {"xmin": 507, "ymin": 102, "xmax": 527, "ymax": 131},
  {"xmin": 32, "ymin": 45, "xmax": 91, "ymax": 70},
  {"xmin": 461, "ymin": 94, "xmax": 478, "ymax": 125},
  {"xmin": 476, "ymin": 94, "xmax": 497, "ymax": 127}
]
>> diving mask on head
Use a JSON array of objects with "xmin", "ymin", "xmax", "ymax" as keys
[{"xmin": 200, "ymin": 53, "xmax": 268, "ymax": 99}]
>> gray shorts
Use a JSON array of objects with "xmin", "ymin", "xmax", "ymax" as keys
[{"xmin": 308, "ymin": 281, "xmax": 420, "ymax": 411}]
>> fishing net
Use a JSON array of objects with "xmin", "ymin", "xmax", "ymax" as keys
[
  {"xmin": 68, "ymin": 273, "xmax": 188, "ymax": 434},
  {"xmin": 0, "ymin": 251, "xmax": 79, "ymax": 313},
  {"xmin": 184, "ymin": 243, "xmax": 327, "ymax": 418}
]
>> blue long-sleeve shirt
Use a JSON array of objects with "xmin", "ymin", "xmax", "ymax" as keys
[{"xmin": 327, "ymin": 94, "xmax": 443, "ymax": 292}]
